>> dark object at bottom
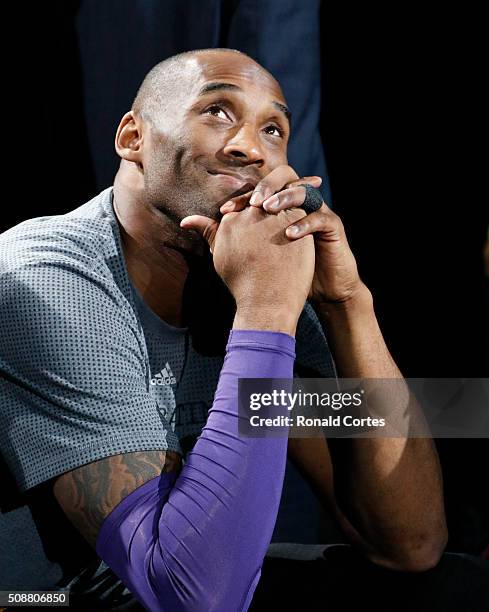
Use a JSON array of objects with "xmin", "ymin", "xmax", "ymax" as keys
[{"xmin": 249, "ymin": 544, "xmax": 489, "ymax": 612}]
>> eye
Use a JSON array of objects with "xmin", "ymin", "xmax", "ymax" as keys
[
  {"xmin": 264, "ymin": 124, "xmax": 284, "ymax": 138},
  {"xmin": 204, "ymin": 105, "xmax": 230, "ymax": 120}
]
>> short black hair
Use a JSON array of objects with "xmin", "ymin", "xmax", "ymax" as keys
[{"xmin": 131, "ymin": 48, "xmax": 275, "ymax": 125}]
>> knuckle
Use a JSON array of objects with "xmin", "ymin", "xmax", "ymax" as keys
[
  {"xmin": 219, "ymin": 213, "xmax": 235, "ymax": 230},
  {"xmin": 287, "ymin": 174, "xmax": 320, "ymax": 189},
  {"xmin": 289, "ymin": 207, "xmax": 307, "ymax": 220},
  {"xmin": 287, "ymin": 181, "xmax": 303, "ymax": 190},
  {"xmin": 294, "ymin": 185, "xmax": 308, "ymax": 200},
  {"xmin": 287, "ymin": 165, "xmax": 300, "ymax": 180},
  {"xmin": 333, "ymin": 213, "xmax": 344, "ymax": 229},
  {"xmin": 326, "ymin": 207, "xmax": 340, "ymax": 223},
  {"xmin": 328, "ymin": 213, "xmax": 345, "ymax": 234},
  {"xmin": 277, "ymin": 163, "xmax": 297, "ymax": 177},
  {"xmin": 258, "ymin": 165, "xmax": 299, "ymax": 194},
  {"xmin": 255, "ymin": 179, "xmax": 270, "ymax": 195},
  {"xmin": 288, "ymin": 178, "xmax": 310, "ymax": 188},
  {"xmin": 295, "ymin": 214, "xmax": 308, "ymax": 228},
  {"xmin": 276, "ymin": 191, "xmax": 287, "ymax": 206}
]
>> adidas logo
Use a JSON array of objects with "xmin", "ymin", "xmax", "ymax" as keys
[{"xmin": 150, "ymin": 363, "xmax": 177, "ymax": 386}]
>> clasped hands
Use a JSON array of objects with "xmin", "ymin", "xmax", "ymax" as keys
[{"xmin": 181, "ymin": 164, "xmax": 365, "ymax": 308}]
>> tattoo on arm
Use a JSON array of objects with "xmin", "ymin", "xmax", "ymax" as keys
[{"xmin": 53, "ymin": 450, "xmax": 182, "ymax": 548}]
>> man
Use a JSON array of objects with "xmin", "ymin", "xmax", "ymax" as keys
[{"xmin": 0, "ymin": 49, "xmax": 487, "ymax": 611}]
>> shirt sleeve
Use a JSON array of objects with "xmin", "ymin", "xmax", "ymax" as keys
[
  {"xmin": 294, "ymin": 302, "xmax": 337, "ymax": 378},
  {"xmin": 0, "ymin": 259, "xmax": 181, "ymax": 493}
]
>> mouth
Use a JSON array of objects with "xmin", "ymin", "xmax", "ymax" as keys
[{"xmin": 207, "ymin": 170, "xmax": 258, "ymax": 195}]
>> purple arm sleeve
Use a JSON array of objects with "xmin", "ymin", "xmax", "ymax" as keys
[{"xmin": 96, "ymin": 329, "xmax": 295, "ymax": 612}]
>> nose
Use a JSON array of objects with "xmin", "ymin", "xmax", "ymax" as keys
[{"xmin": 222, "ymin": 124, "xmax": 264, "ymax": 166}]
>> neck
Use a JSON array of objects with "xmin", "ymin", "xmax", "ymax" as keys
[{"xmin": 113, "ymin": 164, "xmax": 191, "ymax": 327}]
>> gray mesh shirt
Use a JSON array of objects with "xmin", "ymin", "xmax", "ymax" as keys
[{"xmin": 0, "ymin": 186, "xmax": 336, "ymax": 602}]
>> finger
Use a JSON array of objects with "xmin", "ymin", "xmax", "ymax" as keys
[
  {"xmin": 285, "ymin": 176, "xmax": 322, "ymax": 190},
  {"xmin": 249, "ymin": 165, "xmax": 300, "ymax": 206},
  {"xmin": 262, "ymin": 185, "xmax": 311, "ymax": 214},
  {"xmin": 220, "ymin": 175, "xmax": 323, "ymax": 214},
  {"xmin": 180, "ymin": 215, "xmax": 220, "ymax": 253},
  {"xmin": 219, "ymin": 190, "xmax": 254, "ymax": 214},
  {"xmin": 284, "ymin": 206, "xmax": 339, "ymax": 240}
]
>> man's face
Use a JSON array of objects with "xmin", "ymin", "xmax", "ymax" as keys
[{"xmin": 142, "ymin": 51, "xmax": 291, "ymax": 222}]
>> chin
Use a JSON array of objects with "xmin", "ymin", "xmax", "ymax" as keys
[{"xmin": 184, "ymin": 192, "xmax": 224, "ymax": 221}]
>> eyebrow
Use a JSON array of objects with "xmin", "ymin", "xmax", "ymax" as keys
[{"xmin": 198, "ymin": 82, "xmax": 292, "ymax": 124}]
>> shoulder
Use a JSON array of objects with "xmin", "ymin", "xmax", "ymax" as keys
[
  {"xmin": 0, "ymin": 187, "xmax": 135, "ymax": 320},
  {"xmin": 0, "ymin": 187, "xmax": 144, "ymax": 381},
  {"xmin": 0, "ymin": 187, "xmax": 118, "ymax": 276}
]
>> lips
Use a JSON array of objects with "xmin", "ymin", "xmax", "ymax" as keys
[{"xmin": 207, "ymin": 170, "xmax": 258, "ymax": 193}]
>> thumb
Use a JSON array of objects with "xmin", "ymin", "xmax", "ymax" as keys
[{"xmin": 180, "ymin": 215, "xmax": 219, "ymax": 253}]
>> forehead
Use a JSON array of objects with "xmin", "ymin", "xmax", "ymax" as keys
[{"xmin": 186, "ymin": 51, "xmax": 286, "ymax": 104}]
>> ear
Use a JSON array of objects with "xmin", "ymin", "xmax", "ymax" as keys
[{"xmin": 115, "ymin": 111, "xmax": 143, "ymax": 165}]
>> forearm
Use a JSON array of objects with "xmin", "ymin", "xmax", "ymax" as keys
[
  {"xmin": 96, "ymin": 319, "xmax": 295, "ymax": 611},
  {"xmin": 314, "ymin": 284, "xmax": 447, "ymax": 569},
  {"xmin": 313, "ymin": 283, "xmax": 398, "ymax": 378}
]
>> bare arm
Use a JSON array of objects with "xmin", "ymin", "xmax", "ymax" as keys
[
  {"xmin": 53, "ymin": 450, "xmax": 182, "ymax": 548},
  {"xmin": 305, "ymin": 283, "xmax": 448, "ymax": 571}
]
